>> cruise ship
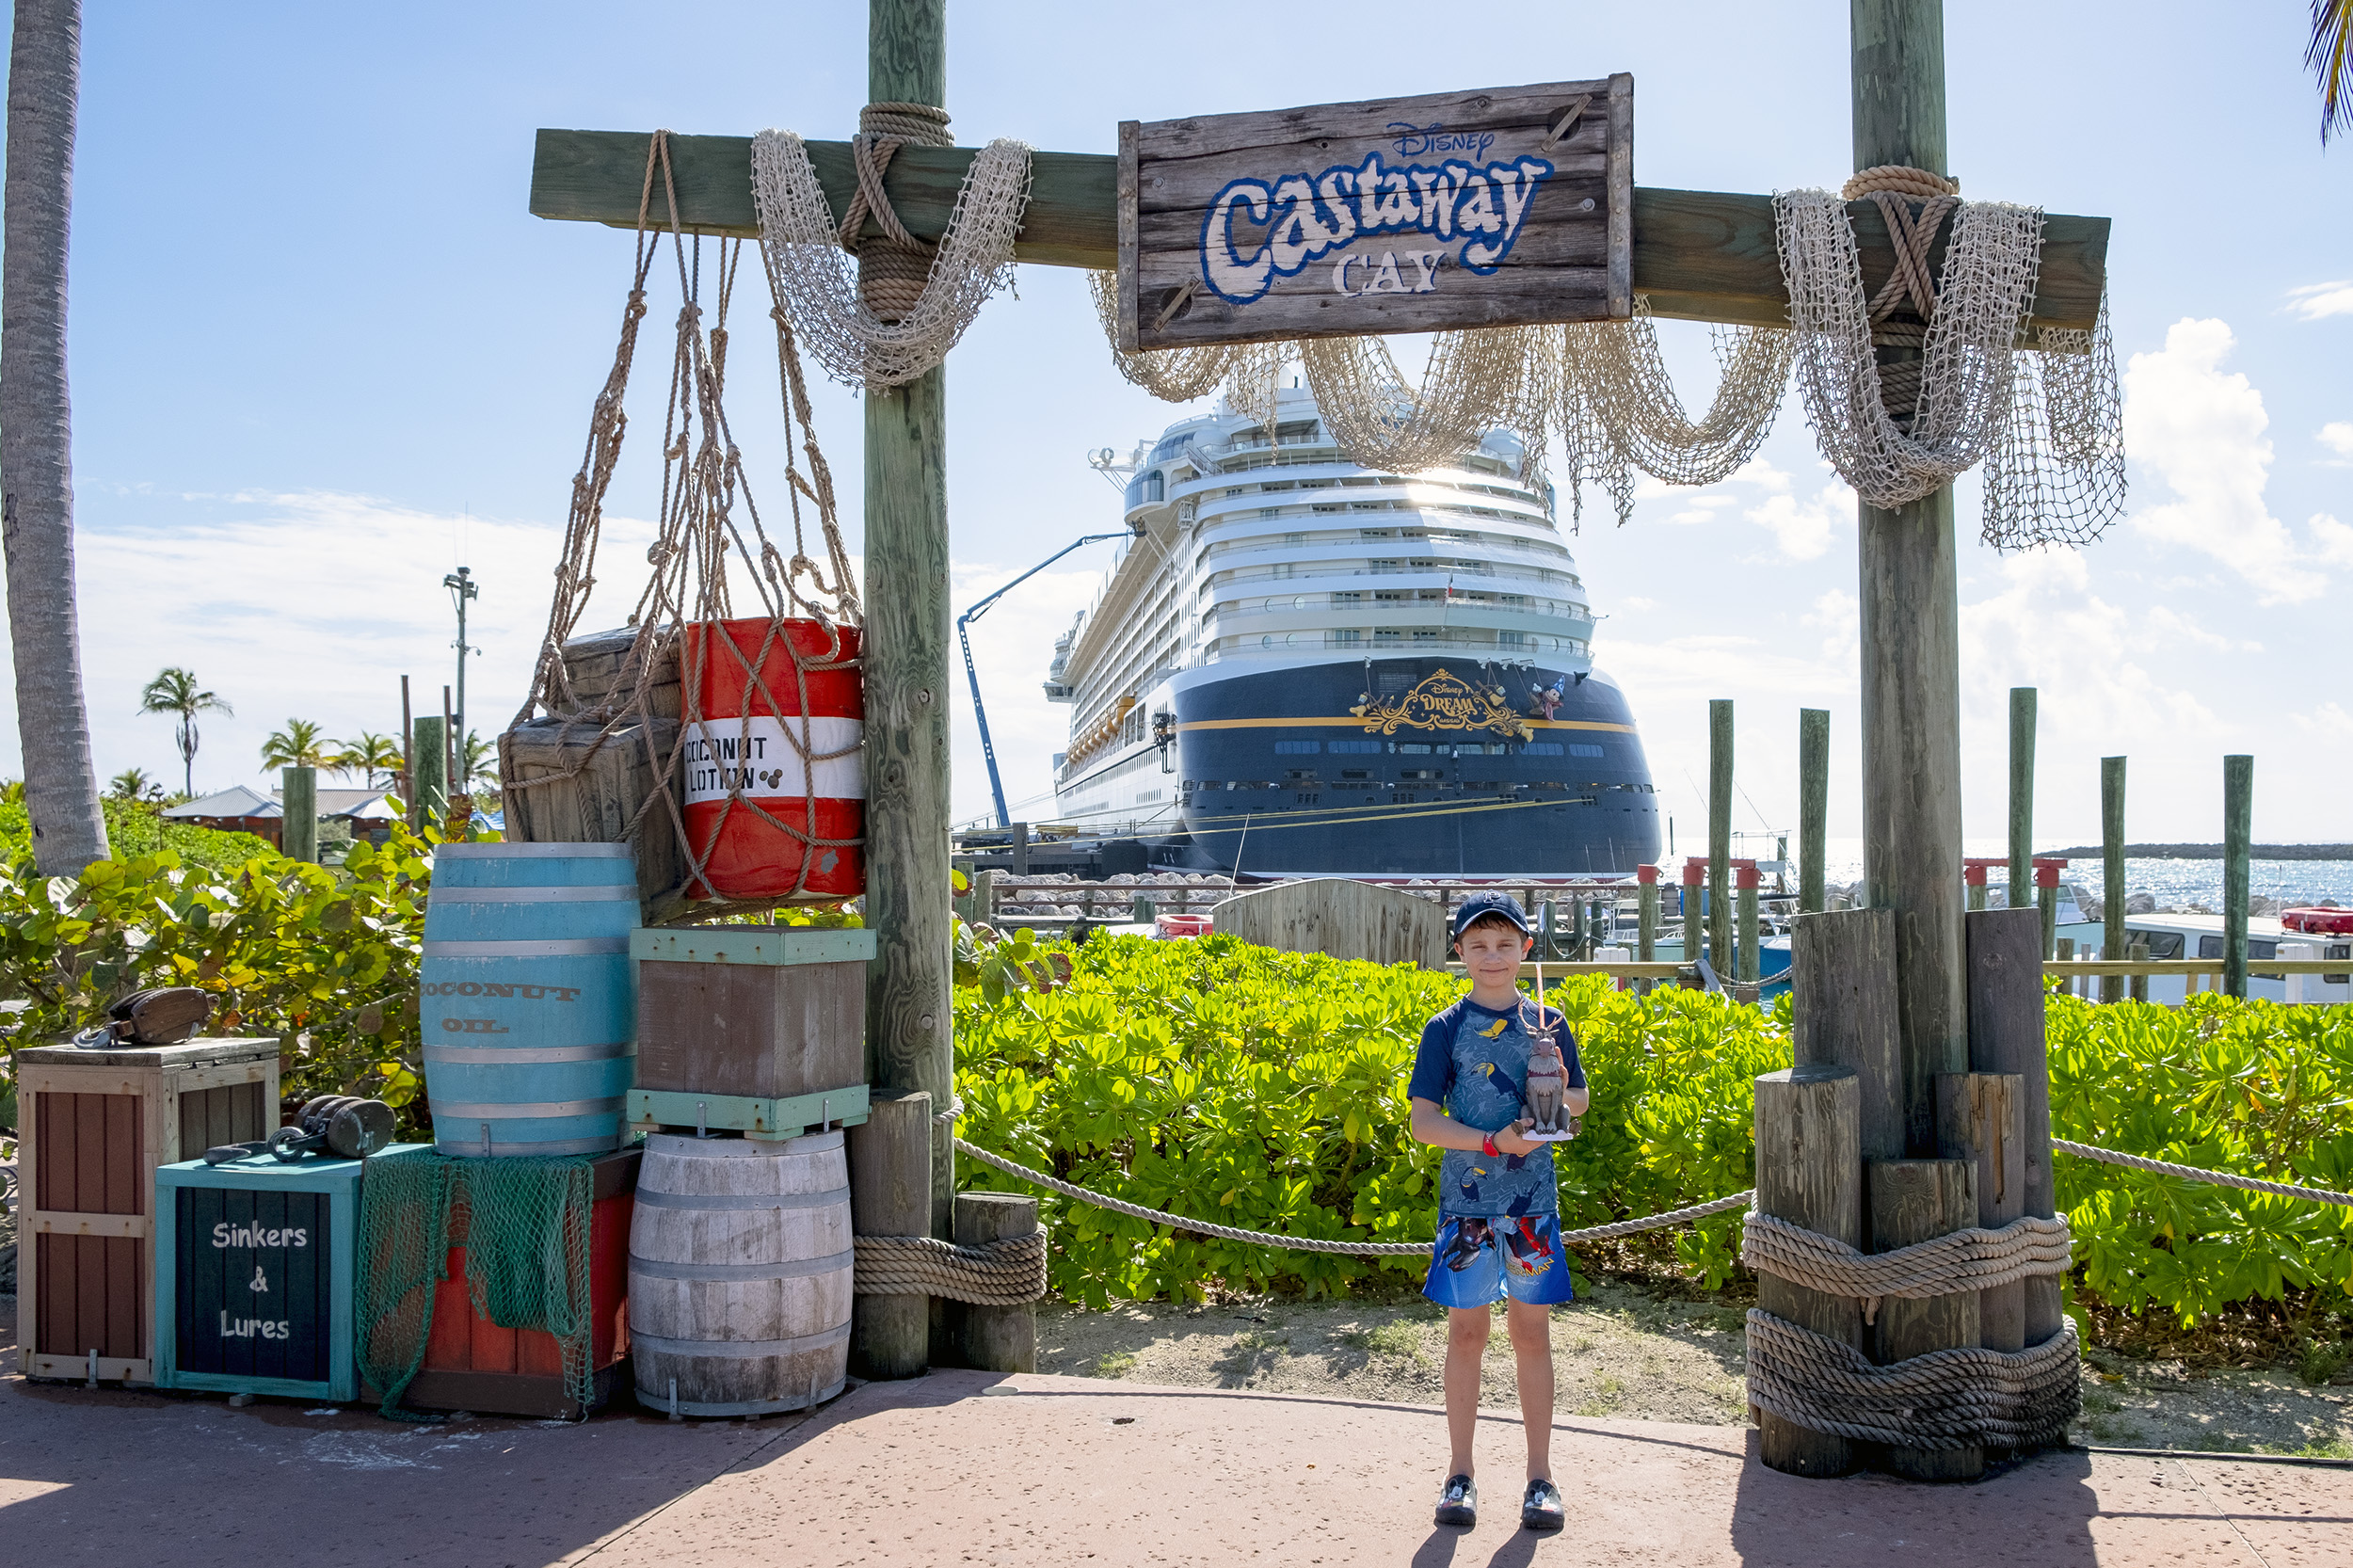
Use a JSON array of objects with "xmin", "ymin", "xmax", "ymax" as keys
[{"xmin": 1046, "ymin": 385, "xmax": 1662, "ymax": 877}]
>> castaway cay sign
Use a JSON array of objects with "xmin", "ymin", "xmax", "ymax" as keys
[{"xmin": 1116, "ymin": 76, "xmax": 1631, "ymax": 350}]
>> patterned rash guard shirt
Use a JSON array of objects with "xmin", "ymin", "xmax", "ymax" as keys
[{"xmin": 1406, "ymin": 997, "xmax": 1586, "ymax": 1219}]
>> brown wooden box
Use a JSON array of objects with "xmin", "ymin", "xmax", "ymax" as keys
[
  {"xmin": 13, "ymin": 1037, "xmax": 281, "ymax": 1383},
  {"xmin": 631, "ymin": 927, "xmax": 873, "ymax": 1099}
]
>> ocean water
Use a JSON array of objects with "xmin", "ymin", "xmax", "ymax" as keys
[{"xmin": 1812, "ymin": 854, "xmax": 2353, "ymax": 911}]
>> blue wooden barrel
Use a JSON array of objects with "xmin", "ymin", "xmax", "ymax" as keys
[{"xmin": 421, "ymin": 843, "xmax": 638, "ymax": 1157}]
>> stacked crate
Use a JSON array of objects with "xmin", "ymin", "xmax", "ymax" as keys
[{"xmin": 13, "ymin": 1037, "xmax": 280, "ymax": 1383}]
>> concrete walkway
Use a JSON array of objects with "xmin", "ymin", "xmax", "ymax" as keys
[{"xmin": 2, "ymin": 1365, "xmax": 2345, "ymax": 1566}]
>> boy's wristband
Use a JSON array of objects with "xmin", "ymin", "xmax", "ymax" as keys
[{"xmin": 1481, "ymin": 1131, "xmax": 1500, "ymax": 1158}]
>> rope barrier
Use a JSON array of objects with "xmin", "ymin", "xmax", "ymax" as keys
[
  {"xmin": 2054, "ymin": 1140, "xmax": 2353, "ymax": 1207},
  {"xmin": 853, "ymin": 1231, "xmax": 1048, "ymax": 1305},
  {"xmin": 1744, "ymin": 1310, "xmax": 2081, "ymax": 1450},
  {"xmin": 1741, "ymin": 1211, "xmax": 2073, "ymax": 1324}
]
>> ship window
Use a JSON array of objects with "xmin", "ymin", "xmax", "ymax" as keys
[
  {"xmin": 1374, "ymin": 630, "xmax": 1401, "ymax": 644},
  {"xmin": 1327, "ymin": 740, "xmax": 1383, "ymax": 754},
  {"xmin": 1312, "ymin": 504, "xmax": 1344, "ymax": 513},
  {"xmin": 1261, "ymin": 635, "xmax": 1274, "ymax": 648},
  {"xmin": 1284, "ymin": 532, "xmax": 1306, "ymax": 546},
  {"xmin": 1273, "ymin": 741, "xmax": 1321, "ymax": 755},
  {"xmin": 1412, "ymin": 631, "xmax": 1440, "ymax": 643},
  {"xmin": 1360, "ymin": 529, "xmax": 1395, "ymax": 540},
  {"xmin": 1523, "ymin": 744, "xmax": 1563, "ymax": 755},
  {"xmin": 1328, "ymin": 629, "xmax": 1363, "ymax": 646},
  {"xmin": 1293, "ymin": 596, "xmax": 1308, "ymax": 610},
  {"xmin": 2129, "ymin": 930, "xmax": 2185, "ymax": 960},
  {"xmin": 1398, "ymin": 744, "xmax": 1433, "ymax": 755},
  {"xmin": 1497, "ymin": 632, "xmax": 1527, "ymax": 648},
  {"xmin": 1286, "ymin": 633, "xmax": 1301, "ymax": 647},
  {"xmin": 1375, "ymin": 590, "xmax": 1407, "ymax": 602},
  {"xmin": 1399, "ymin": 769, "xmax": 1440, "ymax": 780},
  {"xmin": 1333, "ymin": 591, "xmax": 1362, "ymax": 604},
  {"xmin": 1566, "ymin": 744, "xmax": 1605, "ymax": 759},
  {"xmin": 1339, "ymin": 769, "xmax": 1370, "ymax": 780}
]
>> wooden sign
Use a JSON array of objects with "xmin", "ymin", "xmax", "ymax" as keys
[{"xmin": 1116, "ymin": 75, "xmax": 1631, "ymax": 351}]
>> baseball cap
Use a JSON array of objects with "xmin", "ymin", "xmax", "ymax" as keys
[{"xmin": 1450, "ymin": 890, "xmax": 1532, "ymax": 943}]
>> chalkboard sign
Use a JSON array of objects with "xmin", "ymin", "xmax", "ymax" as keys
[
  {"xmin": 1116, "ymin": 75, "xmax": 1632, "ymax": 351},
  {"xmin": 173, "ymin": 1185, "xmax": 332, "ymax": 1385}
]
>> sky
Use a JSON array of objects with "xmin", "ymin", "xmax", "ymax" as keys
[{"xmin": 0, "ymin": 1, "xmax": 2345, "ymax": 850}]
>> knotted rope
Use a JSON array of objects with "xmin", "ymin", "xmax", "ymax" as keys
[
  {"xmin": 2055, "ymin": 1140, "xmax": 2353, "ymax": 1206},
  {"xmin": 854, "ymin": 1231, "xmax": 1049, "ymax": 1306},
  {"xmin": 1742, "ymin": 1210, "xmax": 2073, "ymax": 1325},
  {"xmin": 839, "ymin": 102, "xmax": 953, "ymax": 322},
  {"xmin": 1745, "ymin": 1309, "xmax": 2082, "ymax": 1449}
]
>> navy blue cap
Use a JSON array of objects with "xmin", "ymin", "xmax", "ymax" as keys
[{"xmin": 1450, "ymin": 890, "xmax": 1532, "ymax": 944}]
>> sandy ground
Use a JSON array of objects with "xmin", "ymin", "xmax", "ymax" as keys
[{"xmin": 1034, "ymin": 1282, "xmax": 2353, "ymax": 1457}]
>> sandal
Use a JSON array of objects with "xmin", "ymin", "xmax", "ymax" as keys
[
  {"xmin": 1434, "ymin": 1473, "xmax": 1478, "ymax": 1528},
  {"xmin": 1522, "ymin": 1478, "xmax": 1564, "ymax": 1530}
]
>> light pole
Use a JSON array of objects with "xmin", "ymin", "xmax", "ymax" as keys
[{"xmin": 443, "ymin": 566, "xmax": 480, "ymax": 784}]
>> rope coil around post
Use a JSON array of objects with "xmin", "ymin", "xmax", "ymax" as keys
[{"xmin": 853, "ymin": 1231, "xmax": 1048, "ymax": 1305}]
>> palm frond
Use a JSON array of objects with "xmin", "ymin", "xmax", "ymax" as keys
[{"xmin": 2314, "ymin": 0, "xmax": 2353, "ymax": 145}]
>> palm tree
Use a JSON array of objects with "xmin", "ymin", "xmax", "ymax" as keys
[
  {"xmin": 106, "ymin": 767, "xmax": 159, "ymax": 802},
  {"xmin": 261, "ymin": 719, "xmax": 333, "ymax": 771},
  {"xmin": 2317, "ymin": 1, "xmax": 2353, "ymax": 144},
  {"xmin": 458, "ymin": 728, "xmax": 501, "ymax": 792},
  {"xmin": 334, "ymin": 731, "xmax": 404, "ymax": 791},
  {"xmin": 138, "ymin": 666, "xmax": 232, "ymax": 798},
  {"xmin": 1, "ymin": 0, "xmax": 107, "ymax": 875}
]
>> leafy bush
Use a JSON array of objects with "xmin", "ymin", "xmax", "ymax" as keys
[
  {"xmin": 0, "ymin": 821, "xmax": 444, "ymax": 1132},
  {"xmin": 951, "ymin": 934, "xmax": 1784, "ymax": 1306},
  {"xmin": 2050, "ymin": 992, "xmax": 2353, "ymax": 1327},
  {"xmin": 0, "ymin": 794, "xmax": 274, "ymax": 875},
  {"xmin": 953, "ymin": 934, "xmax": 2353, "ymax": 1331}
]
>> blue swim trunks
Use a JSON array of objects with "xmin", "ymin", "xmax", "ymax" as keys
[{"xmin": 1422, "ymin": 1213, "xmax": 1577, "ymax": 1308}]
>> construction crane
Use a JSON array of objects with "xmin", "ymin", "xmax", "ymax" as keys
[{"xmin": 959, "ymin": 534, "xmax": 1126, "ymax": 829}]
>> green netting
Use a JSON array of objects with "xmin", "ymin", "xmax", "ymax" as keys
[{"xmin": 354, "ymin": 1148, "xmax": 598, "ymax": 1420}]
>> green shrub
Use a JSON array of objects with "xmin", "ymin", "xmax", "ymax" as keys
[
  {"xmin": 0, "ymin": 794, "xmax": 274, "ymax": 875},
  {"xmin": 951, "ymin": 934, "xmax": 1784, "ymax": 1306}
]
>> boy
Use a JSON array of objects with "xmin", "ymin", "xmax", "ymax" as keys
[{"xmin": 1407, "ymin": 890, "xmax": 1590, "ymax": 1532}]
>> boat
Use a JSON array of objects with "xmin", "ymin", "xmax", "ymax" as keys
[
  {"xmin": 2058, "ymin": 910, "xmax": 2351, "ymax": 1005},
  {"xmin": 1044, "ymin": 386, "xmax": 1662, "ymax": 877}
]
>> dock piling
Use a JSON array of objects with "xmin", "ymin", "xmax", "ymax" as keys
[
  {"xmin": 1799, "ymin": 708, "xmax": 1829, "ymax": 915},
  {"xmin": 2100, "ymin": 758, "xmax": 2126, "ymax": 1004},
  {"xmin": 2223, "ymin": 755, "xmax": 2252, "ymax": 998}
]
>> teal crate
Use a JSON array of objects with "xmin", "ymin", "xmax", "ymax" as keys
[{"xmin": 153, "ymin": 1144, "xmax": 427, "ymax": 1402}]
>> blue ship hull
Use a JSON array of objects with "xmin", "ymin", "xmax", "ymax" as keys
[{"xmin": 1162, "ymin": 656, "xmax": 1660, "ymax": 877}]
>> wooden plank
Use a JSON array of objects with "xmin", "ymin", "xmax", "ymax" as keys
[
  {"xmin": 1869, "ymin": 1158, "xmax": 1981, "ymax": 1480},
  {"xmin": 2101, "ymin": 756, "xmax": 2126, "ymax": 1002},
  {"xmin": 1789, "ymin": 907, "xmax": 1904, "ymax": 1170},
  {"xmin": 1798, "ymin": 708, "xmax": 1829, "ymax": 914},
  {"xmin": 525, "ymin": 132, "xmax": 2108, "ymax": 332},
  {"xmin": 2008, "ymin": 688, "xmax": 2036, "ymax": 909},
  {"xmin": 2223, "ymin": 755, "xmax": 2253, "ymax": 998},
  {"xmin": 1215, "ymin": 877, "xmax": 1448, "ymax": 968},
  {"xmin": 26, "ymin": 1211, "xmax": 149, "ymax": 1239},
  {"xmin": 1753, "ymin": 1064, "xmax": 1863, "ymax": 1478},
  {"xmin": 1707, "ymin": 699, "xmax": 1732, "ymax": 974},
  {"xmin": 1936, "ymin": 1072, "xmax": 2025, "ymax": 1353},
  {"xmin": 1967, "ymin": 907, "xmax": 2062, "ymax": 1350}
]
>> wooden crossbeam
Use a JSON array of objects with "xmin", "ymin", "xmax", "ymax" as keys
[{"xmin": 529, "ymin": 129, "xmax": 2109, "ymax": 333}]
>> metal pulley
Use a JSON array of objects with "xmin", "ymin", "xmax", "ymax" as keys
[{"xmin": 203, "ymin": 1095, "xmax": 398, "ymax": 1165}]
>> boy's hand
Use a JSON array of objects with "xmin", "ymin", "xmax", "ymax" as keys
[{"xmin": 1493, "ymin": 1120, "xmax": 1540, "ymax": 1157}]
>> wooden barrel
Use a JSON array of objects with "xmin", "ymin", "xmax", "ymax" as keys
[
  {"xmin": 421, "ymin": 843, "xmax": 637, "ymax": 1157},
  {"xmin": 627, "ymin": 1130, "xmax": 852, "ymax": 1416}
]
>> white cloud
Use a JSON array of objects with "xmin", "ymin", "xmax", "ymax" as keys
[
  {"xmin": 2285, "ymin": 280, "xmax": 2353, "ymax": 321},
  {"xmin": 2310, "ymin": 514, "xmax": 2353, "ymax": 568},
  {"xmin": 2293, "ymin": 701, "xmax": 2353, "ymax": 740},
  {"xmin": 1746, "ymin": 482, "xmax": 1849, "ymax": 561},
  {"xmin": 2319, "ymin": 421, "xmax": 2353, "ymax": 462},
  {"xmin": 2121, "ymin": 318, "xmax": 2327, "ymax": 605}
]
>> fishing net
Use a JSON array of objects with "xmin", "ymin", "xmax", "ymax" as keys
[
  {"xmin": 355, "ymin": 1148, "xmax": 597, "ymax": 1420},
  {"xmin": 1980, "ymin": 298, "xmax": 2126, "ymax": 550},
  {"xmin": 750, "ymin": 106, "xmax": 1032, "ymax": 390},
  {"xmin": 1298, "ymin": 327, "xmax": 1557, "ymax": 478},
  {"xmin": 508, "ymin": 130, "xmax": 865, "ymax": 920}
]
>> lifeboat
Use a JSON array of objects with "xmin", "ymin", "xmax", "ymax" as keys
[{"xmin": 2281, "ymin": 907, "xmax": 2353, "ymax": 936}]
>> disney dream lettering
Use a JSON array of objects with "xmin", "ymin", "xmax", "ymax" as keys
[{"xmin": 1200, "ymin": 148, "xmax": 1556, "ymax": 305}]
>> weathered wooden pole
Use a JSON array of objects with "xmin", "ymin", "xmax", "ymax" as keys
[
  {"xmin": 862, "ymin": 0, "xmax": 957, "ymax": 1260},
  {"xmin": 1791, "ymin": 908, "xmax": 1905, "ymax": 1170},
  {"xmin": 1799, "ymin": 708, "xmax": 1829, "ymax": 915},
  {"xmin": 1737, "ymin": 864, "xmax": 1761, "ymax": 984},
  {"xmin": 1636, "ymin": 864, "xmax": 1658, "ymax": 963},
  {"xmin": 399, "ymin": 674, "xmax": 414, "ymax": 825},
  {"xmin": 2222, "ymin": 754, "xmax": 2252, "ymax": 998},
  {"xmin": 280, "ymin": 766, "xmax": 317, "ymax": 864},
  {"xmin": 1853, "ymin": 0, "xmax": 1965, "ymax": 1157},
  {"xmin": 1707, "ymin": 698, "xmax": 1733, "ymax": 975},
  {"xmin": 1966, "ymin": 908, "xmax": 2061, "ymax": 1350},
  {"xmin": 1935, "ymin": 1068, "xmax": 2024, "ymax": 1352},
  {"xmin": 849, "ymin": 1090, "xmax": 933, "ymax": 1378},
  {"xmin": 1753, "ymin": 1064, "xmax": 1865, "ymax": 1477},
  {"xmin": 2008, "ymin": 688, "xmax": 2036, "ymax": 910},
  {"xmin": 952, "ymin": 1191, "xmax": 1039, "ymax": 1372},
  {"xmin": 1870, "ymin": 1158, "xmax": 1981, "ymax": 1479},
  {"xmin": 2036, "ymin": 858, "xmax": 2060, "ymax": 960},
  {"xmin": 411, "ymin": 714, "xmax": 447, "ymax": 828},
  {"xmin": 2100, "ymin": 756, "xmax": 2125, "ymax": 1003}
]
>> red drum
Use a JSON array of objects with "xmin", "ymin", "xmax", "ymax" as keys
[{"xmin": 680, "ymin": 618, "xmax": 864, "ymax": 901}]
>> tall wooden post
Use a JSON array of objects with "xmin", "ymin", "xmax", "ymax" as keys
[
  {"xmin": 1707, "ymin": 698, "xmax": 1733, "ymax": 975},
  {"xmin": 862, "ymin": 0, "xmax": 956, "ymax": 1249},
  {"xmin": 2007, "ymin": 688, "xmax": 2035, "ymax": 910},
  {"xmin": 1753, "ymin": 1064, "xmax": 1864, "ymax": 1477},
  {"xmin": 281, "ymin": 766, "xmax": 317, "ymax": 864},
  {"xmin": 1737, "ymin": 865, "xmax": 1761, "ymax": 984},
  {"xmin": 2222, "ymin": 754, "xmax": 2252, "ymax": 998},
  {"xmin": 1869, "ymin": 1159, "xmax": 1981, "ymax": 1480},
  {"xmin": 849, "ymin": 1090, "xmax": 933, "ymax": 1379},
  {"xmin": 1966, "ymin": 908, "xmax": 2061, "ymax": 1349},
  {"xmin": 1798, "ymin": 707, "xmax": 1829, "ymax": 915},
  {"xmin": 411, "ymin": 715, "xmax": 447, "ymax": 829},
  {"xmin": 1636, "ymin": 864, "xmax": 1658, "ymax": 962},
  {"xmin": 2100, "ymin": 756, "xmax": 2125, "ymax": 1003},
  {"xmin": 1853, "ymin": 0, "xmax": 1965, "ymax": 1157}
]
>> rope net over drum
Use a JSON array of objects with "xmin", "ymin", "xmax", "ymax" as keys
[
  {"xmin": 507, "ymin": 130, "xmax": 867, "ymax": 917},
  {"xmin": 1085, "ymin": 167, "xmax": 2121, "ymax": 550}
]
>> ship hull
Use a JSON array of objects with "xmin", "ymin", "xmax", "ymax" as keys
[{"xmin": 1161, "ymin": 656, "xmax": 1660, "ymax": 877}]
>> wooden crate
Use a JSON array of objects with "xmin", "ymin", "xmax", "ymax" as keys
[
  {"xmin": 632, "ymin": 927, "xmax": 874, "ymax": 1100},
  {"xmin": 154, "ymin": 1144, "xmax": 427, "ymax": 1402},
  {"xmin": 401, "ymin": 1147, "xmax": 640, "ymax": 1420},
  {"xmin": 13, "ymin": 1037, "xmax": 281, "ymax": 1383}
]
